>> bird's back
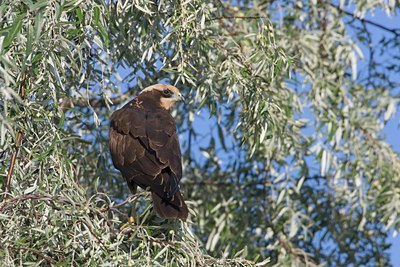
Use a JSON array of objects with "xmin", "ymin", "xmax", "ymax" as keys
[{"xmin": 109, "ymin": 93, "xmax": 188, "ymax": 220}]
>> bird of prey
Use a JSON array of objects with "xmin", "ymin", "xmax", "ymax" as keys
[{"xmin": 109, "ymin": 84, "xmax": 188, "ymax": 220}]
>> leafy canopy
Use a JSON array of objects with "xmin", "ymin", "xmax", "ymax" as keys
[{"xmin": 0, "ymin": 0, "xmax": 399, "ymax": 266}]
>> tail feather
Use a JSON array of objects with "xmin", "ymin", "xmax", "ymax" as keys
[{"xmin": 152, "ymin": 191, "xmax": 188, "ymax": 220}]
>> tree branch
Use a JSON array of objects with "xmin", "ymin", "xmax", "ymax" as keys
[
  {"xmin": 207, "ymin": 5, "xmax": 400, "ymax": 37},
  {"xmin": 184, "ymin": 175, "xmax": 327, "ymax": 188},
  {"xmin": 64, "ymin": 70, "xmax": 174, "ymax": 109},
  {"xmin": 10, "ymin": 245, "xmax": 56, "ymax": 265},
  {"xmin": 60, "ymin": 89, "xmax": 137, "ymax": 110},
  {"xmin": 6, "ymin": 73, "xmax": 26, "ymax": 192},
  {"xmin": 207, "ymin": 15, "xmax": 269, "ymax": 22},
  {"xmin": 77, "ymin": 91, "xmax": 137, "ymax": 108},
  {"xmin": 78, "ymin": 220, "xmax": 110, "ymax": 253},
  {"xmin": 330, "ymin": 3, "xmax": 400, "ymax": 37}
]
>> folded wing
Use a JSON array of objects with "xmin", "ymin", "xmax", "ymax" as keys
[{"xmin": 109, "ymin": 102, "xmax": 188, "ymax": 219}]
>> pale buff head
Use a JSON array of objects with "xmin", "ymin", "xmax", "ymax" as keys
[{"xmin": 140, "ymin": 84, "xmax": 184, "ymax": 110}]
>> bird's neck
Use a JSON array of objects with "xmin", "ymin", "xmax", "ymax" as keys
[{"xmin": 136, "ymin": 95, "xmax": 170, "ymax": 111}]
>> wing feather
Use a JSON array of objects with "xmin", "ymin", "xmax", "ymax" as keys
[{"xmin": 109, "ymin": 102, "xmax": 182, "ymax": 198}]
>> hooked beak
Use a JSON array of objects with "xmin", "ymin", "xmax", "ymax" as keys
[{"xmin": 173, "ymin": 92, "xmax": 185, "ymax": 103}]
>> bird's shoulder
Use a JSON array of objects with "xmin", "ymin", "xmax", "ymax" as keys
[
  {"xmin": 110, "ymin": 99, "xmax": 146, "ymax": 136},
  {"xmin": 110, "ymin": 98, "xmax": 176, "ymax": 136}
]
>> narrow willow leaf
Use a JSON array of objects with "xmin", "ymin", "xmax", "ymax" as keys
[{"xmin": 3, "ymin": 15, "xmax": 24, "ymax": 49}]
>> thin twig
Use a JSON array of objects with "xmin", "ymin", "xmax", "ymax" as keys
[
  {"xmin": 184, "ymin": 175, "xmax": 327, "ymax": 187},
  {"xmin": 10, "ymin": 245, "xmax": 56, "ymax": 264},
  {"xmin": 6, "ymin": 73, "xmax": 26, "ymax": 192},
  {"xmin": 74, "ymin": 90, "xmax": 136, "ymax": 108},
  {"xmin": 330, "ymin": 3, "xmax": 400, "ymax": 37},
  {"xmin": 5, "ymin": 132, "xmax": 22, "ymax": 192},
  {"xmin": 100, "ymin": 192, "xmax": 149, "ymax": 212},
  {"xmin": 78, "ymin": 220, "xmax": 110, "ymax": 253},
  {"xmin": 0, "ymin": 194, "xmax": 47, "ymax": 212},
  {"xmin": 207, "ymin": 15, "xmax": 269, "ymax": 22},
  {"xmin": 207, "ymin": 5, "xmax": 400, "ymax": 37},
  {"xmin": 66, "ymin": 72, "xmax": 171, "ymax": 109}
]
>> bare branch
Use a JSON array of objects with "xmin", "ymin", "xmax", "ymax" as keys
[
  {"xmin": 330, "ymin": 3, "xmax": 400, "ymax": 37},
  {"xmin": 207, "ymin": 15, "xmax": 269, "ymax": 22},
  {"xmin": 208, "ymin": 5, "xmax": 400, "ymax": 37},
  {"xmin": 6, "ymin": 73, "xmax": 26, "ymax": 193},
  {"xmin": 60, "ymin": 90, "xmax": 137, "ymax": 109},
  {"xmin": 10, "ymin": 245, "xmax": 56, "ymax": 265}
]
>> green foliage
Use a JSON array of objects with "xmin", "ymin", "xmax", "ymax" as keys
[
  {"xmin": 1, "ymin": 0, "xmax": 399, "ymax": 266},
  {"xmin": 0, "ymin": 192, "xmax": 257, "ymax": 266}
]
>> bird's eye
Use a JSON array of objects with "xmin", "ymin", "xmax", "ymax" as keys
[{"xmin": 163, "ymin": 89, "xmax": 170, "ymax": 96}]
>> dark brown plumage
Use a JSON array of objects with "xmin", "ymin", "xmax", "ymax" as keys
[{"xmin": 109, "ymin": 84, "xmax": 188, "ymax": 220}]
